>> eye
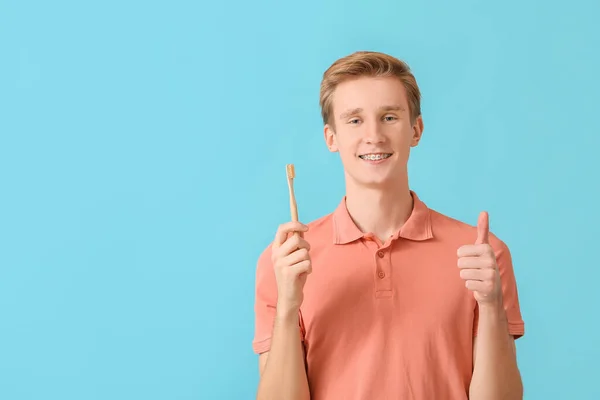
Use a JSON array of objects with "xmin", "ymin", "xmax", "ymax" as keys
[
  {"xmin": 383, "ymin": 115, "xmax": 397, "ymax": 122},
  {"xmin": 348, "ymin": 118, "xmax": 361, "ymax": 125}
]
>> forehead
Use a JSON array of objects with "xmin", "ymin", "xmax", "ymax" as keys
[{"xmin": 331, "ymin": 76, "xmax": 409, "ymax": 115}]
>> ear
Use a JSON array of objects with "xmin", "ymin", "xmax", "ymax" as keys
[
  {"xmin": 324, "ymin": 124, "xmax": 338, "ymax": 152},
  {"xmin": 410, "ymin": 115, "xmax": 424, "ymax": 147}
]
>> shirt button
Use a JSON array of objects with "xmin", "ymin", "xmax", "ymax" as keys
[
  {"xmin": 377, "ymin": 251, "xmax": 385, "ymax": 258},
  {"xmin": 378, "ymin": 271, "xmax": 385, "ymax": 279}
]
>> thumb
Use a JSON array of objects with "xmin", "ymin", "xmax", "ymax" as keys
[{"xmin": 475, "ymin": 211, "xmax": 490, "ymax": 245}]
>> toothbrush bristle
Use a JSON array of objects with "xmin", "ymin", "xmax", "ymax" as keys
[{"xmin": 286, "ymin": 164, "xmax": 295, "ymax": 179}]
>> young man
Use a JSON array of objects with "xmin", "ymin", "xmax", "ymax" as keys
[{"xmin": 252, "ymin": 51, "xmax": 525, "ymax": 399}]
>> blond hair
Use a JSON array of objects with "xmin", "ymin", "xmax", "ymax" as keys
[{"xmin": 319, "ymin": 51, "xmax": 422, "ymax": 126}]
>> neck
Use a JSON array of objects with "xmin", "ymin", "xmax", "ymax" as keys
[{"xmin": 345, "ymin": 177, "xmax": 414, "ymax": 242}]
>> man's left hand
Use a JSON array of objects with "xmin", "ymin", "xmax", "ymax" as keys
[{"xmin": 457, "ymin": 211, "xmax": 503, "ymax": 306}]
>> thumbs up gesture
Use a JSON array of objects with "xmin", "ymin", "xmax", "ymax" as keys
[{"xmin": 457, "ymin": 211, "xmax": 503, "ymax": 306}]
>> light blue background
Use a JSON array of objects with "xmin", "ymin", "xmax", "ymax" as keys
[{"xmin": 1, "ymin": 0, "xmax": 598, "ymax": 399}]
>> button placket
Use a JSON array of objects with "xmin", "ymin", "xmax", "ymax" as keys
[{"xmin": 374, "ymin": 247, "xmax": 392, "ymax": 295}]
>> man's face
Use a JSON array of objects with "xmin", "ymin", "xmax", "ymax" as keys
[{"xmin": 324, "ymin": 76, "xmax": 424, "ymax": 189}]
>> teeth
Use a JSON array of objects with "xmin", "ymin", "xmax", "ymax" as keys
[{"xmin": 360, "ymin": 153, "xmax": 391, "ymax": 161}]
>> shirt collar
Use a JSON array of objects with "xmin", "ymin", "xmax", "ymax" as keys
[{"xmin": 332, "ymin": 190, "xmax": 434, "ymax": 244}]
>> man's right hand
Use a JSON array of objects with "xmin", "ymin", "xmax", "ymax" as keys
[{"xmin": 271, "ymin": 221, "xmax": 312, "ymax": 317}]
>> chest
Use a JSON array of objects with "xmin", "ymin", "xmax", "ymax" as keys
[{"xmin": 300, "ymin": 240, "xmax": 476, "ymax": 345}]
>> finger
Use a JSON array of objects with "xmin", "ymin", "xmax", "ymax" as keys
[
  {"xmin": 273, "ymin": 221, "xmax": 309, "ymax": 247},
  {"xmin": 276, "ymin": 234, "xmax": 311, "ymax": 258},
  {"xmin": 457, "ymin": 244, "xmax": 492, "ymax": 258},
  {"xmin": 457, "ymin": 255, "xmax": 496, "ymax": 269},
  {"xmin": 459, "ymin": 268, "xmax": 495, "ymax": 281},
  {"xmin": 475, "ymin": 211, "xmax": 489, "ymax": 245},
  {"xmin": 281, "ymin": 247, "xmax": 310, "ymax": 266},
  {"xmin": 289, "ymin": 260, "xmax": 312, "ymax": 275},
  {"xmin": 465, "ymin": 279, "xmax": 493, "ymax": 293}
]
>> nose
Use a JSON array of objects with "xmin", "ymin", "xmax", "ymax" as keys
[{"xmin": 363, "ymin": 122, "xmax": 385, "ymax": 144}]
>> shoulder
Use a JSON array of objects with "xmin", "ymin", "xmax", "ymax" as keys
[
  {"xmin": 304, "ymin": 212, "xmax": 335, "ymax": 240},
  {"xmin": 256, "ymin": 211, "xmax": 335, "ymax": 265},
  {"xmin": 428, "ymin": 208, "xmax": 510, "ymax": 252},
  {"xmin": 428, "ymin": 208, "xmax": 478, "ymax": 241}
]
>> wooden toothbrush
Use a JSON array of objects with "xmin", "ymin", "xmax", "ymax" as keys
[
  {"xmin": 286, "ymin": 164, "xmax": 298, "ymax": 223},
  {"xmin": 287, "ymin": 163, "xmax": 308, "ymax": 333}
]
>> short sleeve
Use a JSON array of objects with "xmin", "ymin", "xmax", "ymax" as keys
[
  {"xmin": 473, "ymin": 235, "xmax": 525, "ymax": 339},
  {"xmin": 252, "ymin": 244, "xmax": 277, "ymax": 354}
]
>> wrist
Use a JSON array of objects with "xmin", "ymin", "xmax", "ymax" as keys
[
  {"xmin": 275, "ymin": 303, "xmax": 300, "ymax": 321},
  {"xmin": 478, "ymin": 300, "xmax": 507, "ymax": 319}
]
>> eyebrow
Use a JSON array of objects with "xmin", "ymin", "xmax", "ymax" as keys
[
  {"xmin": 339, "ymin": 108, "xmax": 362, "ymax": 119},
  {"xmin": 380, "ymin": 104, "xmax": 405, "ymax": 112},
  {"xmin": 338, "ymin": 105, "xmax": 406, "ymax": 119}
]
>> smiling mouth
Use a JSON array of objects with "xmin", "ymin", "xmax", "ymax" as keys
[{"xmin": 358, "ymin": 153, "xmax": 393, "ymax": 161}]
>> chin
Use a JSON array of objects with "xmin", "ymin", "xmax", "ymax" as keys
[
  {"xmin": 343, "ymin": 158, "xmax": 406, "ymax": 188},
  {"xmin": 351, "ymin": 174, "xmax": 396, "ymax": 189}
]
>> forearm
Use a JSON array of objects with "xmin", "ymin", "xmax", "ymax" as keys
[
  {"xmin": 257, "ymin": 309, "xmax": 310, "ymax": 400},
  {"xmin": 470, "ymin": 303, "xmax": 523, "ymax": 400}
]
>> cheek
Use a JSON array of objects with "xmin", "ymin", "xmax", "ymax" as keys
[
  {"xmin": 394, "ymin": 126, "xmax": 416, "ymax": 146},
  {"xmin": 338, "ymin": 144, "xmax": 357, "ymax": 160},
  {"xmin": 333, "ymin": 133, "xmax": 357, "ymax": 154}
]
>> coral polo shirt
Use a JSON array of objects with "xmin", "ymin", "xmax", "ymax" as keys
[{"xmin": 253, "ymin": 191, "xmax": 525, "ymax": 399}]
